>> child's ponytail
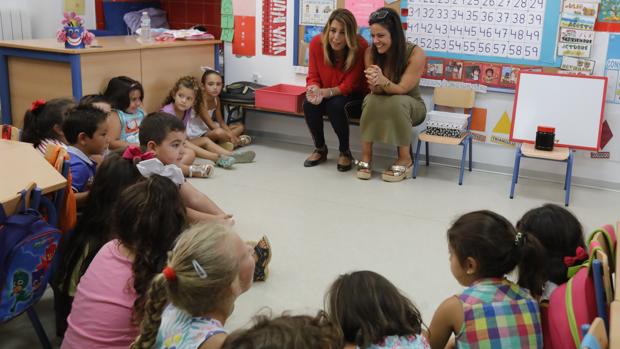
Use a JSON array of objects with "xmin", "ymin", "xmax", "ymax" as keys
[
  {"xmin": 130, "ymin": 273, "xmax": 169, "ymax": 349},
  {"xmin": 21, "ymin": 98, "xmax": 75, "ymax": 147},
  {"xmin": 515, "ymin": 231, "xmax": 545, "ymax": 298}
]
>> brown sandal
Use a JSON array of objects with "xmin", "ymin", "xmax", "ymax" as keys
[{"xmin": 303, "ymin": 146, "xmax": 327, "ymax": 167}]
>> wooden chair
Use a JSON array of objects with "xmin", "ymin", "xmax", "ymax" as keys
[
  {"xmin": 580, "ymin": 317, "xmax": 608, "ymax": 349},
  {"xmin": 610, "ymin": 301, "xmax": 620, "ymax": 349},
  {"xmin": 413, "ymin": 86, "xmax": 476, "ymax": 185},
  {"xmin": 510, "ymin": 142, "xmax": 574, "ymax": 206}
]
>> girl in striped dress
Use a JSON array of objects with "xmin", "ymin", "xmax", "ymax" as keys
[{"xmin": 428, "ymin": 211, "xmax": 545, "ymax": 349}]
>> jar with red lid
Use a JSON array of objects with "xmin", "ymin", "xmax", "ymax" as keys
[{"xmin": 535, "ymin": 126, "xmax": 555, "ymax": 151}]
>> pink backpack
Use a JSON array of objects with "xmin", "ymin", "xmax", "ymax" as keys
[{"xmin": 541, "ymin": 225, "xmax": 616, "ymax": 349}]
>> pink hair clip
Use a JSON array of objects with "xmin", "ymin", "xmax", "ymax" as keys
[{"xmin": 122, "ymin": 145, "xmax": 155, "ymax": 162}]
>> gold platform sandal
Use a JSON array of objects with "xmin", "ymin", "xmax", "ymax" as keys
[
  {"xmin": 381, "ymin": 162, "xmax": 413, "ymax": 182},
  {"xmin": 356, "ymin": 161, "xmax": 372, "ymax": 180}
]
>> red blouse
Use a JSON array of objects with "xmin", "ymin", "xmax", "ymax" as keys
[{"xmin": 306, "ymin": 34, "xmax": 368, "ymax": 96}]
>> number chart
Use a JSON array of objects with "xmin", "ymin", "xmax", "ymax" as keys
[{"xmin": 405, "ymin": 0, "xmax": 562, "ymax": 66}]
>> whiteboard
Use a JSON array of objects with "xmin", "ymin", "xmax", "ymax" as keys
[{"xmin": 510, "ymin": 72, "xmax": 607, "ymax": 151}]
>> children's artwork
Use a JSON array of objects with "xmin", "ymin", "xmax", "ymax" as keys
[
  {"xmin": 222, "ymin": 0, "xmax": 233, "ymax": 14},
  {"xmin": 481, "ymin": 64, "xmax": 501, "ymax": 85},
  {"xmin": 233, "ymin": 0, "xmax": 256, "ymax": 16},
  {"xmin": 492, "ymin": 111, "xmax": 511, "ymax": 134},
  {"xmin": 560, "ymin": 13, "xmax": 596, "ymax": 31},
  {"xmin": 425, "ymin": 58, "xmax": 444, "ymax": 79},
  {"xmin": 263, "ymin": 0, "xmax": 287, "ymax": 56},
  {"xmin": 562, "ymin": 1, "xmax": 598, "ymax": 17},
  {"xmin": 500, "ymin": 66, "xmax": 519, "ymax": 87},
  {"xmin": 445, "ymin": 60, "xmax": 464, "ymax": 81},
  {"xmin": 559, "ymin": 28, "xmax": 595, "ymax": 45},
  {"xmin": 299, "ymin": 0, "xmax": 335, "ymax": 25},
  {"xmin": 304, "ymin": 25, "xmax": 322, "ymax": 42},
  {"xmin": 557, "ymin": 42, "xmax": 592, "ymax": 57},
  {"xmin": 470, "ymin": 107, "xmax": 487, "ymax": 132},
  {"xmin": 346, "ymin": 0, "xmax": 384, "ymax": 27},
  {"xmin": 490, "ymin": 135, "xmax": 515, "ymax": 147},
  {"xmin": 604, "ymin": 34, "xmax": 620, "ymax": 103},
  {"xmin": 233, "ymin": 16, "xmax": 255, "ymax": 56},
  {"xmin": 463, "ymin": 63, "xmax": 481, "ymax": 83},
  {"xmin": 299, "ymin": 26, "xmax": 322, "ymax": 65},
  {"xmin": 64, "ymin": 0, "xmax": 85, "ymax": 15},
  {"xmin": 471, "ymin": 132, "xmax": 487, "ymax": 143},
  {"xmin": 561, "ymin": 56, "xmax": 595, "ymax": 74},
  {"xmin": 596, "ymin": 0, "xmax": 620, "ymax": 31}
]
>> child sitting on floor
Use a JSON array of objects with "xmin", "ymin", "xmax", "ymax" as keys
[
  {"xmin": 201, "ymin": 68, "xmax": 251, "ymax": 148},
  {"xmin": 21, "ymin": 97, "xmax": 75, "ymax": 155},
  {"xmin": 325, "ymin": 270, "xmax": 429, "ymax": 349},
  {"xmin": 161, "ymin": 76, "xmax": 254, "ymax": 169},
  {"xmin": 131, "ymin": 223, "xmax": 255, "ymax": 349},
  {"xmin": 428, "ymin": 210, "xmax": 545, "ymax": 349},
  {"xmin": 62, "ymin": 105, "xmax": 109, "ymax": 205}
]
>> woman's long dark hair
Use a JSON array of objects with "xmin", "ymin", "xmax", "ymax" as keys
[
  {"xmin": 325, "ymin": 270, "xmax": 425, "ymax": 347},
  {"xmin": 448, "ymin": 210, "xmax": 546, "ymax": 297},
  {"xmin": 369, "ymin": 7, "xmax": 408, "ymax": 83},
  {"xmin": 54, "ymin": 151, "xmax": 142, "ymax": 293},
  {"xmin": 113, "ymin": 175, "xmax": 187, "ymax": 323}
]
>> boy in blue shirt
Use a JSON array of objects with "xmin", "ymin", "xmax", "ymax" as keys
[{"xmin": 62, "ymin": 105, "xmax": 109, "ymax": 205}]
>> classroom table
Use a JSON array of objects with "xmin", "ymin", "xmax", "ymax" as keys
[
  {"xmin": 0, "ymin": 140, "xmax": 66, "ymax": 215},
  {"xmin": 0, "ymin": 36, "xmax": 221, "ymax": 128}
]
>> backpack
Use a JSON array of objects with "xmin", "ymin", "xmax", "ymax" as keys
[
  {"xmin": 0, "ymin": 191, "xmax": 61, "ymax": 322},
  {"xmin": 43, "ymin": 144, "xmax": 76, "ymax": 233},
  {"xmin": 220, "ymin": 81, "xmax": 266, "ymax": 104},
  {"xmin": 541, "ymin": 226, "xmax": 616, "ymax": 349}
]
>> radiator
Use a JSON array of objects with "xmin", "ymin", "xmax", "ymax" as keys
[{"xmin": 0, "ymin": 8, "xmax": 32, "ymax": 40}]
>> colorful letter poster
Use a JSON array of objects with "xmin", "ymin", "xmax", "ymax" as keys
[
  {"xmin": 604, "ymin": 34, "xmax": 620, "ymax": 103},
  {"xmin": 299, "ymin": 0, "xmax": 336, "ymax": 25},
  {"xmin": 233, "ymin": 16, "xmax": 256, "ymax": 56},
  {"xmin": 263, "ymin": 0, "xmax": 287, "ymax": 56},
  {"xmin": 345, "ymin": 0, "xmax": 384, "ymax": 27},
  {"xmin": 596, "ymin": 0, "xmax": 620, "ymax": 31}
]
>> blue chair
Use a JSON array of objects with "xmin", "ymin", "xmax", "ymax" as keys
[
  {"xmin": 413, "ymin": 86, "xmax": 476, "ymax": 185},
  {"xmin": 510, "ymin": 142, "xmax": 574, "ymax": 206}
]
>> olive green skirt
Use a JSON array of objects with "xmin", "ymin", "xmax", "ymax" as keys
[{"xmin": 360, "ymin": 94, "xmax": 427, "ymax": 146}]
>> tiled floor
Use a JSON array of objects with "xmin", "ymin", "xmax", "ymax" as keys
[{"xmin": 2, "ymin": 139, "xmax": 619, "ymax": 348}]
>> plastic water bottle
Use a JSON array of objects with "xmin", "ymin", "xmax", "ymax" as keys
[{"xmin": 139, "ymin": 11, "xmax": 151, "ymax": 42}]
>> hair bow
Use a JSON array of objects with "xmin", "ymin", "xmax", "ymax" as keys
[
  {"xmin": 122, "ymin": 145, "xmax": 155, "ymax": 162},
  {"xmin": 31, "ymin": 99, "xmax": 46, "ymax": 112},
  {"xmin": 136, "ymin": 158, "xmax": 185, "ymax": 185},
  {"xmin": 563, "ymin": 246, "xmax": 588, "ymax": 267}
]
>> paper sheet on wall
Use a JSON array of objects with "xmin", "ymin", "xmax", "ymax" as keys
[
  {"xmin": 64, "ymin": 0, "xmax": 85, "ymax": 15},
  {"xmin": 263, "ymin": 0, "xmax": 287, "ymax": 56},
  {"xmin": 299, "ymin": 0, "xmax": 336, "ymax": 25},
  {"xmin": 233, "ymin": 16, "xmax": 256, "ymax": 56},
  {"xmin": 233, "ymin": 0, "xmax": 256, "ymax": 16},
  {"xmin": 345, "ymin": 0, "xmax": 384, "ymax": 27},
  {"xmin": 604, "ymin": 34, "xmax": 620, "ymax": 103}
]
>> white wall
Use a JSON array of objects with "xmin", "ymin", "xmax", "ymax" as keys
[
  {"xmin": 233, "ymin": 1, "xmax": 620, "ymax": 187},
  {"xmin": 2, "ymin": 0, "xmax": 96, "ymax": 39}
]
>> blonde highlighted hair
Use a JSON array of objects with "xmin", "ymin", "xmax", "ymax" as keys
[
  {"xmin": 321, "ymin": 8, "xmax": 359, "ymax": 72},
  {"xmin": 130, "ymin": 223, "xmax": 241, "ymax": 349},
  {"xmin": 162, "ymin": 75, "xmax": 205, "ymax": 116}
]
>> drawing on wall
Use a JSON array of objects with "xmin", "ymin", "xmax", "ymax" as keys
[
  {"xmin": 492, "ymin": 111, "xmax": 511, "ymax": 134},
  {"xmin": 300, "ymin": 0, "xmax": 336, "ymax": 25}
]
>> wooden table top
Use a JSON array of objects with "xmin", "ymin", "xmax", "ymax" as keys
[
  {"xmin": 0, "ymin": 140, "xmax": 66, "ymax": 213},
  {"xmin": 0, "ymin": 35, "xmax": 221, "ymax": 54}
]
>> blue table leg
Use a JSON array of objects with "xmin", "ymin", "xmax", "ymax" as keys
[
  {"xmin": 459, "ymin": 140, "xmax": 467, "ymax": 185},
  {"xmin": 413, "ymin": 139, "xmax": 422, "ymax": 179},
  {"xmin": 69, "ymin": 55, "xmax": 82, "ymax": 100},
  {"xmin": 0, "ymin": 52, "xmax": 11, "ymax": 124},
  {"xmin": 425, "ymin": 142, "xmax": 429, "ymax": 166},
  {"xmin": 565, "ymin": 151, "xmax": 573, "ymax": 206}
]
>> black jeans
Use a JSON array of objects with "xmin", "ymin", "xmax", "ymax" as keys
[{"xmin": 303, "ymin": 95, "xmax": 361, "ymax": 153}]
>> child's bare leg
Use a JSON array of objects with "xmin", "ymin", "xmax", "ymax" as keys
[
  {"xmin": 186, "ymin": 139, "xmax": 220, "ymax": 162},
  {"xmin": 196, "ymin": 136, "xmax": 234, "ymax": 156},
  {"xmin": 229, "ymin": 123, "xmax": 245, "ymax": 137},
  {"xmin": 181, "ymin": 147, "xmax": 196, "ymax": 166},
  {"xmin": 206, "ymin": 128, "xmax": 230, "ymax": 143}
]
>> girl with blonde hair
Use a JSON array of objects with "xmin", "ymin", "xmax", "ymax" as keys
[
  {"xmin": 131, "ymin": 223, "xmax": 255, "ymax": 349},
  {"xmin": 303, "ymin": 8, "xmax": 368, "ymax": 172}
]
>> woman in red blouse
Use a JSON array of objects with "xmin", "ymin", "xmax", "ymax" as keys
[{"xmin": 303, "ymin": 9, "xmax": 368, "ymax": 171}]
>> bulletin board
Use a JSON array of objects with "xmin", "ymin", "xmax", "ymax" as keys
[
  {"xmin": 510, "ymin": 72, "xmax": 607, "ymax": 151},
  {"xmin": 293, "ymin": 0, "xmax": 400, "ymax": 67},
  {"xmin": 294, "ymin": 0, "xmax": 563, "ymax": 68}
]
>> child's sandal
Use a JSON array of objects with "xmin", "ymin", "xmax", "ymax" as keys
[
  {"xmin": 238, "ymin": 135, "xmax": 252, "ymax": 147},
  {"xmin": 231, "ymin": 150, "xmax": 256, "ymax": 163},
  {"xmin": 216, "ymin": 155, "xmax": 236, "ymax": 168},
  {"xmin": 188, "ymin": 164, "xmax": 214, "ymax": 178}
]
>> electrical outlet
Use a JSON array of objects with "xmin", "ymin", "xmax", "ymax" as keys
[{"xmin": 252, "ymin": 73, "xmax": 260, "ymax": 83}]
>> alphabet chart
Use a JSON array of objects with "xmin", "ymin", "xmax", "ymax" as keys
[{"xmin": 405, "ymin": 0, "xmax": 562, "ymax": 66}]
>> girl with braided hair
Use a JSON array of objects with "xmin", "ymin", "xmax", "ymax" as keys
[
  {"xmin": 131, "ymin": 223, "xmax": 255, "ymax": 349},
  {"xmin": 62, "ymin": 175, "xmax": 187, "ymax": 349}
]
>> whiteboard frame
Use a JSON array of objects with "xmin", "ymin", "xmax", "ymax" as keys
[{"xmin": 510, "ymin": 72, "xmax": 607, "ymax": 151}]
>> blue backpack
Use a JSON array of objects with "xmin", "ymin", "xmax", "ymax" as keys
[{"xmin": 0, "ymin": 192, "xmax": 61, "ymax": 322}]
